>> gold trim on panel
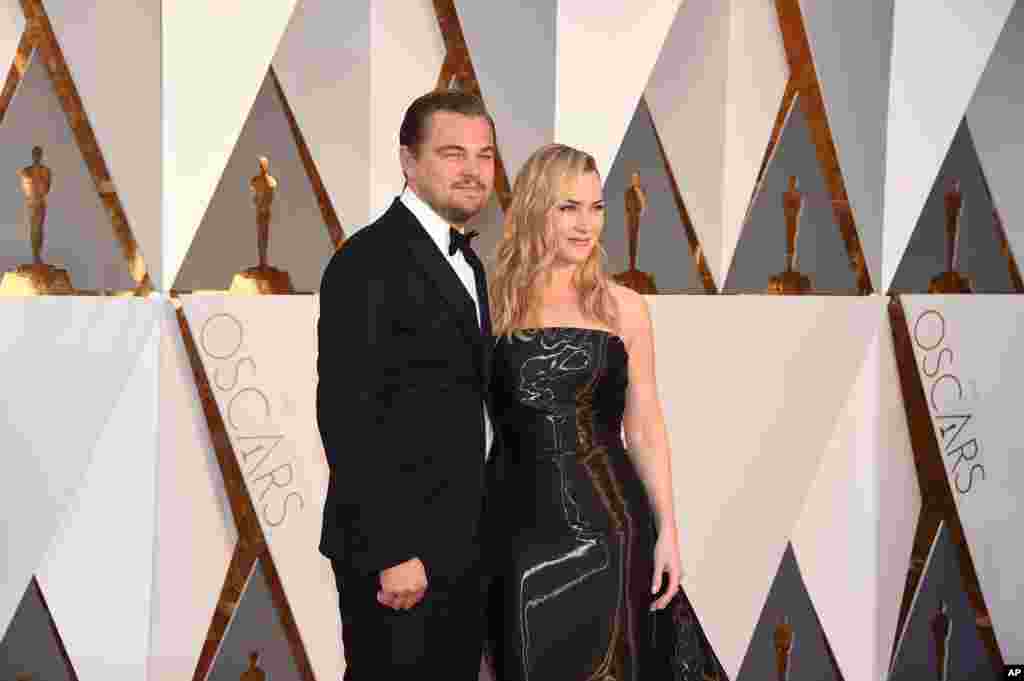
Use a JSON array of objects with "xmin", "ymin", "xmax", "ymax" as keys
[
  {"xmin": 177, "ymin": 307, "xmax": 317, "ymax": 681},
  {"xmin": 433, "ymin": 0, "xmax": 514, "ymax": 212},
  {"xmin": 887, "ymin": 297, "xmax": 1004, "ymax": 671},
  {"xmin": 993, "ymin": 206, "xmax": 1024, "ymax": 292},
  {"xmin": 978, "ymin": 166, "xmax": 1024, "ymax": 293},
  {"xmin": 0, "ymin": 31, "xmax": 32, "ymax": 124},
  {"xmin": 644, "ymin": 98, "xmax": 718, "ymax": 293},
  {"xmin": 193, "ymin": 544, "xmax": 260, "ymax": 681},
  {"xmin": 755, "ymin": 76, "xmax": 801, "ymax": 194},
  {"xmin": 19, "ymin": 0, "xmax": 152, "ymax": 292},
  {"xmin": 268, "ymin": 67, "xmax": 345, "ymax": 252},
  {"xmin": 773, "ymin": 0, "xmax": 873, "ymax": 295}
]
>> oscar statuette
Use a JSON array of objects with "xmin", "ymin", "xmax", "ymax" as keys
[
  {"xmin": 612, "ymin": 171, "xmax": 658, "ymax": 293},
  {"xmin": 0, "ymin": 146, "xmax": 74, "ymax": 295},
  {"xmin": 230, "ymin": 156, "xmax": 294, "ymax": 294},
  {"xmin": 774, "ymin": 615, "xmax": 794, "ymax": 681},
  {"xmin": 931, "ymin": 599, "xmax": 952, "ymax": 681},
  {"xmin": 767, "ymin": 176, "xmax": 812, "ymax": 294},
  {"xmin": 928, "ymin": 179, "xmax": 973, "ymax": 293},
  {"xmin": 240, "ymin": 650, "xmax": 266, "ymax": 681}
]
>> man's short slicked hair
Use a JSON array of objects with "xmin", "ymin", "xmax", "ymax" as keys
[{"xmin": 399, "ymin": 90, "xmax": 495, "ymax": 154}]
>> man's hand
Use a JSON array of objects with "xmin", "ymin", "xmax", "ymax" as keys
[{"xmin": 377, "ymin": 557, "xmax": 428, "ymax": 610}]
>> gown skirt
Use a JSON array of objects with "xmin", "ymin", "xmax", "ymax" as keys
[{"xmin": 487, "ymin": 327, "xmax": 708, "ymax": 681}]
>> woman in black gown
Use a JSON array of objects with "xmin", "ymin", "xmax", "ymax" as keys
[{"xmin": 485, "ymin": 144, "xmax": 689, "ymax": 680}]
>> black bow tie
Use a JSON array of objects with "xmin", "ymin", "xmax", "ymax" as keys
[{"xmin": 449, "ymin": 227, "xmax": 479, "ymax": 257}]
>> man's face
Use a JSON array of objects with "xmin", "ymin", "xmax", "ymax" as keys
[{"xmin": 401, "ymin": 111, "xmax": 496, "ymax": 225}]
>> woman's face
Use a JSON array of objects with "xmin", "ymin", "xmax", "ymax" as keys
[{"xmin": 547, "ymin": 171, "xmax": 605, "ymax": 267}]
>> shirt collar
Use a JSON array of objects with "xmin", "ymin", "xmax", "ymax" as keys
[{"xmin": 400, "ymin": 187, "xmax": 453, "ymax": 258}]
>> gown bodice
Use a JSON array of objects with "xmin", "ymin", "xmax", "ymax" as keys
[{"xmin": 492, "ymin": 327, "xmax": 629, "ymax": 460}]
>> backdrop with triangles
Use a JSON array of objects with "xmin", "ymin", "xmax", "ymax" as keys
[{"xmin": 2, "ymin": 1, "xmax": 1023, "ymax": 680}]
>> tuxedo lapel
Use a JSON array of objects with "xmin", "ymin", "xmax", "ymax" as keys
[{"xmin": 393, "ymin": 200, "xmax": 485, "ymax": 368}]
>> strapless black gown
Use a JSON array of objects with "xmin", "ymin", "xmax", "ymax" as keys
[{"xmin": 486, "ymin": 328, "xmax": 710, "ymax": 681}]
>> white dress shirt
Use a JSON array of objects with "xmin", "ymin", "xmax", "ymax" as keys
[{"xmin": 400, "ymin": 188, "xmax": 494, "ymax": 457}]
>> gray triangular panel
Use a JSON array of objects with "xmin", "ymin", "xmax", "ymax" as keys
[
  {"xmin": 725, "ymin": 102, "xmax": 856, "ymax": 293},
  {"xmin": 889, "ymin": 120, "xmax": 1013, "ymax": 293},
  {"xmin": 967, "ymin": 1, "xmax": 1024, "ymax": 287},
  {"xmin": 173, "ymin": 71, "xmax": 334, "ymax": 292},
  {"xmin": 208, "ymin": 561, "xmax": 303, "ymax": 681},
  {"xmin": 0, "ymin": 581, "xmax": 74, "ymax": 681},
  {"xmin": 604, "ymin": 99, "xmax": 700, "ymax": 292},
  {"xmin": 890, "ymin": 523, "xmax": 999, "ymax": 680},
  {"xmin": 0, "ymin": 54, "xmax": 136, "ymax": 290},
  {"xmin": 736, "ymin": 544, "xmax": 841, "ymax": 681}
]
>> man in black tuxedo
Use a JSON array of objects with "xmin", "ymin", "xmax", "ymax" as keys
[{"xmin": 316, "ymin": 90, "xmax": 497, "ymax": 679}]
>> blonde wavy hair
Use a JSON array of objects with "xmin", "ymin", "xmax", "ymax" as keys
[{"xmin": 490, "ymin": 143, "xmax": 617, "ymax": 336}]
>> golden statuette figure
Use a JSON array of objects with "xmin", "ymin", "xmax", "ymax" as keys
[
  {"xmin": 612, "ymin": 171, "xmax": 658, "ymax": 294},
  {"xmin": 230, "ymin": 156, "xmax": 294, "ymax": 294},
  {"xmin": 240, "ymin": 651, "xmax": 266, "ymax": 681},
  {"xmin": 0, "ymin": 146, "xmax": 74, "ymax": 296},
  {"xmin": 22, "ymin": 145, "xmax": 51, "ymax": 265},
  {"xmin": 768, "ymin": 176, "xmax": 812, "ymax": 293},
  {"xmin": 931, "ymin": 599, "xmax": 951, "ymax": 681},
  {"xmin": 928, "ymin": 179, "xmax": 973, "ymax": 293},
  {"xmin": 774, "ymin": 615, "xmax": 794, "ymax": 681}
]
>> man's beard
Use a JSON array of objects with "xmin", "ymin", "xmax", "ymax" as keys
[
  {"xmin": 439, "ymin": 203, "xmax": 480, "ymax": 224},
  {"xmin": 433, "ymin": 183, "xmax": 488, "ymax": 224}
]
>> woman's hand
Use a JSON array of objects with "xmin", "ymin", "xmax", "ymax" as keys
[{"xmin": 650, "ymin": 529, "xmax": 682, "ymax": 610}]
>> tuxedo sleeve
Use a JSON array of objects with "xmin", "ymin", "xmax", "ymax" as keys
[{"xmin": 317, "ymin": 248, "xmax": 424, "ymax": 576}]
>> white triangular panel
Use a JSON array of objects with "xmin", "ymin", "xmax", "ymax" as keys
[
  {"xmin": 0, "ymin": 53, "xmax": 135, "ymax": 291},
  {"xmin": 147, "ymin": 302, "xmax": 236, "ymax": 681},
  {"xmin": 0, "ymin": 297, "xmax": 157, "ymax": 636},
  {"xmin": 455, "ymin": 0, "xmax": 556, "ymax": 182},
  {"xmin": 646, "ymin": 0, "xmax": 787, "ymax": 287},
  {"xmin": 719, "ymin": 0, "xmax": 788, "ymax": 283},
  {"xmin": 0, "ymin": 2, "xmax": 23, "ymax": 69},
  {"xmin": 647, "ymin": 295, "xmax": 880, "ymax": 679},
  {"xmin": 901, "ymin": 295, "xmax": 1024, "ymax": 662},
  {"xmin": 875, "ymin": 311, "xmax": 922, "ymax": 680},
  {"xmin": 791, "ymin": 306, "xmax": 919, "ymax": 681},
  {"xmin": 36, "ymin": 311, "xmax": 160, "ymax": 681},
  {"xmin": 645, "ymin": 0, "xmax": 731, "ymax": 287},
  {"xmin": 799, "ymin": 0, "xmax": 893, "ymax": 292},
  {"xmin": 181, "ymin": 295, "xmax": 342, "ymax": 681},
  {"xmin": 882, "ymin": 0, "xmax": 1013, "ymax": 291},
  {"xmin": 273, "ymin": 0, "xmax": 372, "ymax": 230},
  {"xmin": 556, "ymin": 0, "xmax": 683, "ymax": 180},
  {"xmin": 967, "ymin": 1, "xmax": 1024, "ymax": 278},
  {"xmin": 162, "ymin": 0, "xmax": 300, "ymax": 290},
  {"xmin": 367, "ymin": 0, "xmax": 445, "ymax": 226},
  {"xmin": 47, "ymin": 0, "xmax": 160, "ymax": 287}
]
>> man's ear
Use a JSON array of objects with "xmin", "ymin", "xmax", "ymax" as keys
[{"xmin": 399, "ymin": 145, "xmax": 416, "ymax": 182}]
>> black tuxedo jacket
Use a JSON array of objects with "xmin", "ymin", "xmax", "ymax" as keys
[{"xmin": 317, "ymin": 198, "xmax": 496, "ymax": 581}]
